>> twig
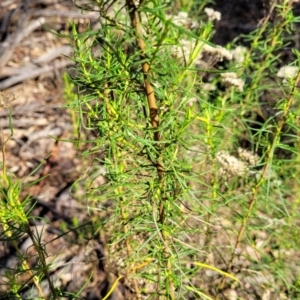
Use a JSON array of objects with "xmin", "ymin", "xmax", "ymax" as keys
[
  {"xmin": 0, "ymin": 6, "xmax": 15, "ymax": 41},
  {"xmin": 30, "ymin": 9, "xmax": 99, "ymax": 20},
  {"xmin": 0, "ymin": 17, "xmax": 46, "ymax": 69},
  {"xmin": 0, "ymin": 60, "xmax": 74, "ymax": 90},
  {"xmin": 0, "ymin": 46, "xmax": 73, "ymax": 78},
  {"xmin": 0, "ymin": 118, "xmax": 49, "ymax": 128},
  {"xmin": 33, "ymin": 45, "xmax": 73, "ymax": 64}
]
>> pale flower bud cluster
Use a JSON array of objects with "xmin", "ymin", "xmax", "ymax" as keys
[
  {"xmin": 221, "ymin": 72, "xmax": 245, "ymax": 92},
  {"xmin": 237, "ymin": 147, "xmax": 260, "ymax": 166},
  {"xmin": 277, "ymin": 66, "xmax": 299, "ymax": 81},
  {"xmin": 171, "ymin": 39, "xmax": 200, "ymax": 64},
  {"xmin": 201, "ymin": 83, "xmax": 216, "ymax": 92},
  {"xmin": 170, "ymin": 11, "xmax": 199, "ymax": 29},
  {"xmin": 169, "ymin": 10, "xmax": 233, "ymax": 65},
  {"xmin": 216, "ymin": 148, "xmax": 259, "ymax": 178},
  {"xmin": 231, "ymin": 46, "xmax": 248, "ymax": 64},
  {"xmin": 216, "ymin": 150, "xmax": 248, "ymax": 177},
  {"xmin": 202, "ymin": 43, "xmax": 233, "ymax": 62},
  {"xmin": 216, "ymin": 149, "xmax": 282, "ymax": 187},
  {"xmin": 204, "ymin": 8, "xmax": 221, "ymax": 22},
  {"xmin": 172, "ymin": 40, "xmax": 233, "ymax": 65},
  {"xmin": 187, "ymin": 97, "xmax": 198, "ymax": 106}
]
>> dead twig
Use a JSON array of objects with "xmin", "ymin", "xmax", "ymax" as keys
[
  {"xmin": 0, "ymin": 46, "xmax": 73, "ymax": 78},
  {"xmin": 0, "ymin": 17, "xmax": 46, "ymax": 69},
  {"xmin": 30, "ymin": 9, "xmax": 99, "ymax": 20},
  {"xmin": 0, "ymin": 59, "xmax": 74, "ymax": 90}
]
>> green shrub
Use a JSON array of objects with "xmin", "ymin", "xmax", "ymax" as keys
[
  {"xmin": 65, "ymin": 0, "xmax": 300, "ymax": 298},
  {"xmin": 1, "ymin": 0, "xmax": 300, "ymax": 299}
]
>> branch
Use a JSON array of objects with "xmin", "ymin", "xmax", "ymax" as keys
[{"xmin": 125, "ymin": 0, "xmax": 163, "ymax": 176}]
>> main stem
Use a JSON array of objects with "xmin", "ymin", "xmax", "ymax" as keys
[{"xmin": 125, "ymin": 1, "xmax": 174, "ymax": 298}]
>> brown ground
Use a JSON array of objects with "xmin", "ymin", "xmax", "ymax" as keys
[
  {"xmin": 0, "ymin": 1, "xmax": 299, "ymax": 299},
  {"xmin": 0, "ymin": 1, "xmax": 113, "ymax": 299}
]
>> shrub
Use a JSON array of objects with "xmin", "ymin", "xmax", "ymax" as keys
[{"xmin": 66, "ymin": 0, "xmax": 300, "ymax": 298}]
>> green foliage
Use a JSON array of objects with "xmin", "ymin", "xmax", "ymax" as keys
[
  {"xmin": 65, "ymin": 0, "xmax": 300, "ymax": 299},
  {"xmin": 0, "ymin": 100, "xmax": 58, "ymax": 298},
  {"xmin": 1, "ymin": 0, "xmax": 300, "ymax": 299}
]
